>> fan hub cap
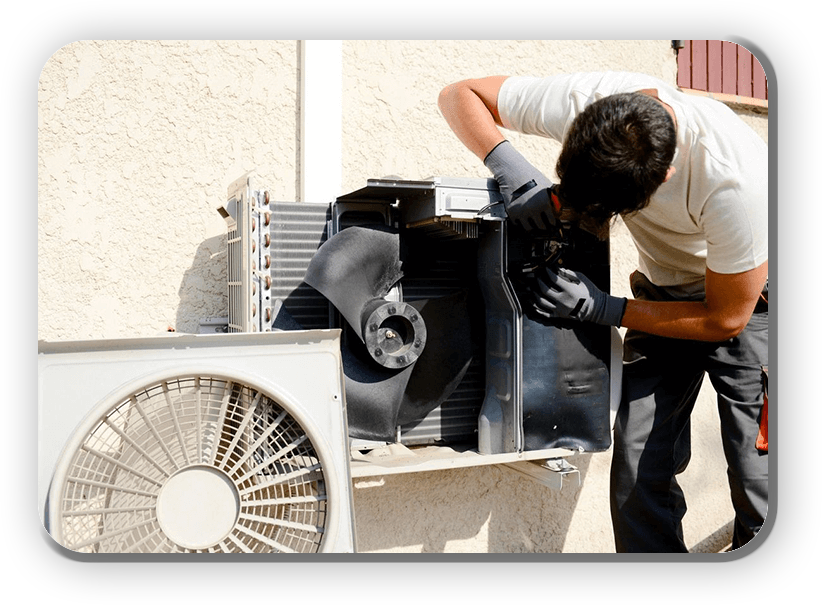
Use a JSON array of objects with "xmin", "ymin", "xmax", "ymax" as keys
[{"xmin": 156, "ymin": 465, "xmax": 239, "ymax": 550}]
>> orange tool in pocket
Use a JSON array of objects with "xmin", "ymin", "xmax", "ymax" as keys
[{"xmin": 756, "ymin": 366, "xmax": 768, "ymax": 452}]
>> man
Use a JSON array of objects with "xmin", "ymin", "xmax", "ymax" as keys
[{"xmin": 438, "ymin": 72, "xmax": 768, "ymax": 552}]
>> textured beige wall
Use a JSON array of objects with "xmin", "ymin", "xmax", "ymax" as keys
[
  {"xmin": 38, "ymin": 40, "xmax": 299, "ymax": 338},
  {"xmin": 38, "ymin": 39, "xmax": 767, "ymax": 554}
]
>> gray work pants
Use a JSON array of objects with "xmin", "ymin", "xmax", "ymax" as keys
[{"xmin": 610, "ymin": 272, "xmax": 768, "ymax": 553}]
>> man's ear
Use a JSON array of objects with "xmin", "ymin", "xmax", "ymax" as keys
[{"xmin": 663, "ymin": 166, "xmax": 677, "ymax": 182}]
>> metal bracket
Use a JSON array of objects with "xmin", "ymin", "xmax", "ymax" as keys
[{"xmin": 504, "ymin": 457, "xmax": 580, "ymax": 492}]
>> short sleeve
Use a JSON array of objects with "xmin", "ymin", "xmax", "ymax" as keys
[{"xmin": 700, "ymin": 182, "xmax": 769, "ymax": 275}]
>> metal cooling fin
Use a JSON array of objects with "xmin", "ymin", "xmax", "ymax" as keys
[{"xmin": 397, "ymin": 290, "xmax": 473, "ymax": 425}]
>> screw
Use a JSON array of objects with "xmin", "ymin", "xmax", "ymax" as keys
[
  {"xmin": 388, "ymin": 306, "xmax": 396, "ymax": 315},
  {"xmin": 374, "ymin": 348, "xmax": 382, "ymax": 357},
  {"xmin": 385, "ymin": 330, "xmax": 396, "ymax": 339}
]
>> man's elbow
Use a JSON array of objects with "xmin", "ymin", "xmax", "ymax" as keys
[
  {"xmin": 437, "ymin": 81, "xmax": 467, "ymax": 115},
  {"xmin": 704, "ymin": 313, "xmax": 750, "ymax": 341},
  {"xmin": 437, "ymin": 84, "xmax": 454, "ymax": 114}
]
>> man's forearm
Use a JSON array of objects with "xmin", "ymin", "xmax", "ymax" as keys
[
  {"xmin": 621, "ymin": 263, "xmax": 767, "ymax": 342},
  {"xmin": 621, "ymin": 298, "xmax": 757, "ymax": 342}
]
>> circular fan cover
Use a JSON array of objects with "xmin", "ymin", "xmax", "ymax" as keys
[{"xmin": 53, "ymin": 376, "xmax": 331, "ymax": 553}]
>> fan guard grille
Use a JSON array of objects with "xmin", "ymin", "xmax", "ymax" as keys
[{"xmin": 56, "ymin": 376, "xmax": 329, "ymax": 553}]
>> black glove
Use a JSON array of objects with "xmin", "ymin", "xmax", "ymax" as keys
[
  {"xmin": 530, "ymin": 267, "xmax": 627, "ymax": 327},
  {"xmin": 483, "ymin": 140, "xmax": 557, "ymax": 232}
]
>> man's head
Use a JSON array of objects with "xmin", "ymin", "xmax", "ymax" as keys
[{"xmin": 554, "ymin": 91, "xmax": 677, "ymax": 236}]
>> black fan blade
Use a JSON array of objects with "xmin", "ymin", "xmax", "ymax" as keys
[
  {"xmin": 305, "ymin": 225, "xmax": 426, "ymax": 369},
  {"xmin": 303, "ymin": 226, "xmax": 476, "ymax": 441},
  {"xmin": 340, "ymin": 328, "xmax": 416, "ymax": 441},
  {"xmin": 341, "ymin": 290, "xmax": 475, "ymax": 441},
  {"xmin": 304, "ymin": 225, "xmax": 403, "ymax": 338},
  {"xmin": 268, "ymin": 297, "xmax": 412, "ymax": 441}
]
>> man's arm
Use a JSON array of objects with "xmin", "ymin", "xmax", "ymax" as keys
[
  {"xmin": 437, "ymin": 76, "xmax": 508, "ymax": 159},
  {"xmin": 620, "ymin": 262, "xmax": 768, "ymax": 341},
  {"xmin": 439, "ymin": 76, "xmax": 559, "ymax": 232},
  {"xmin": 531, "ymin": 261, "xmax": 767, "ymax": 342}
]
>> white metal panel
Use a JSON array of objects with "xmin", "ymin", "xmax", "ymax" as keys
[
  {"xmin": 300, "ymin": 40, "xmax": 342, "ymax": 205},
  {"xmin": 38, "ymin": 330, "xmax": 356, "ymax": 553}
]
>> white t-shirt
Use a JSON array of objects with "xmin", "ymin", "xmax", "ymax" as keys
[{"xmin": 497, "ymin": 72, "xmax": 768, "ymax": 287}]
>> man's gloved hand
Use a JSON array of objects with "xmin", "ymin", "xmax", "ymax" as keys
[
  {"xmin": 484, "ymin": 140, "xmax": 557, "ymax": 232},
  {"xmin": 530, "ymin": 267, "xmax": 628, "ymax": 327}
]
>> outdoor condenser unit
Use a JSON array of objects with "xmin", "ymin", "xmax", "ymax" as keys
[
  {"xmin": 220, "ymin": 173, "xmax": 620, "ymax": 462},
  {"xmin": 37, "ymin": 171, "xmax": 621, "ymax": 554},
  {"xmin": 38, "ymin": 331, "xmax": 357, "ymax": 553}
]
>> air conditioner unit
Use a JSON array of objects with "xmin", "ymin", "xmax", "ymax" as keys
[
  {"xmin": 38, "ymin": 171, "xmax": 621, "ymax": 554},
  {"xmin": 38, "ymin": 330, "xmax": 356, "ymax": 553},
  {"xmin": 221, "ymin": 173, "xmax": 619, "ymax": 458}
]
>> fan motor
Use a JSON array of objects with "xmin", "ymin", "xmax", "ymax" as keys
[{"xmin": 362, "ymin": 299, "xmax": 426, "ymax": 368}]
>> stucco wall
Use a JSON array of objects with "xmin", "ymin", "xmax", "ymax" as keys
[{"xmin": 37, "ymin": 39, "xmax": 767, "ymax": 554}]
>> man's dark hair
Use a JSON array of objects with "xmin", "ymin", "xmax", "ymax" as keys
[{"xmin": 554, "ymin": 92, "xmax": 676, "ymax": 231}]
